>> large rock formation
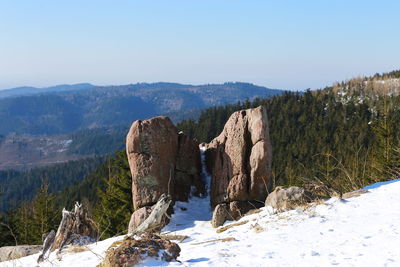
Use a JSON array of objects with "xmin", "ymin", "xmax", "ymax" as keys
[
  {"xmin": 126, "ymin": 116, "xmax": 204, "ymax": 232},
  {"xmin": 206, "ymin": 106, "xmax": 273, "ymax": 206},
  {"xmin": 126, "ymin": 116, "xmax": 203, "ymax": 209},
  {"xmin": 206, "ymin": 106, "xmax": 272, "ymax": 226}
]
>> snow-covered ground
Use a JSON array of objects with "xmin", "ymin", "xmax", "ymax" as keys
[{"xmin": 3, "ymin": 178, "xmax": 400, "ymax": 267}]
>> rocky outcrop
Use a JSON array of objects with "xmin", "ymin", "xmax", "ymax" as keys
[
  {"xmin": 126, "ymin": 116, "xmax": 178, "ymax": 209},
  {"xmin": 100, "ymin": 234, "xmax": 180, "ymax": 267},
  {"xmin": 0, "ymin": 245, "xmax": 42, "ymax": 262},
  {"xmin": 265, "ymin": 186, "xmax": 311, "ymax": 211},
  {"xmin": 206, "ymin": 106, "xmax": 273, "ymax": 207},
  {"xmin": 126, "ymin": 116, "xmax": 204, "ymax": 232},
  {"xmin": 126, "ymin": 116, "xmax": 203, "ymax": 209}
]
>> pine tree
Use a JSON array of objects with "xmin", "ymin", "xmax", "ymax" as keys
[
  {"xmin": 95, "ymin": 150, "xmax": 133, "ymax": 239},
  {"xmin": 30, "ymin": 182, "xmax": 59, "ymax": 243},
  {"xmin": 11, "ymin": 181, "xmax": 59, "ymax": 245},
  {"xmin": 10, "ymin": 202, "xmax": 34, "ymax": 244},
  {"xmin": 0, "ymin": 212, "xmax": 17, "ymax": 246},
  {"xmin": 372, "ymin": 96, "xmax": 400, "ymax": 180}
]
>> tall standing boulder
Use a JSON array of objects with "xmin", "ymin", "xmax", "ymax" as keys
[
  {"xmin": 126, "ymin": 117, "xmax": 178, "ymax": 210},
  {"xmin": 206, "ymin": 106, "xmax": 272, "ymax": 219},
  {"xmin": 126, "ymin": 116, "xmax": 204, "ymax": 233}
]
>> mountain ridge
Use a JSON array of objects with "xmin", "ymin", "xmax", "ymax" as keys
[
  {"xmin": 0, "ymin": 83, "xmax": 96, "ymax": 98},
  {"xmin": 0, "ymin": 82, "xmax": 284, "ymax": 136}
]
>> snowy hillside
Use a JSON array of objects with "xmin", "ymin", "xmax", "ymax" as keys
[{"xmin": 2, "ymin": 179, "xmax": 400, "ymax": 267}]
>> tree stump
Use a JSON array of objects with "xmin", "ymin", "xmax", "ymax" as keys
[{"xmin": 37, "ymin": 202, "xmax": 98, "ymax": 263}]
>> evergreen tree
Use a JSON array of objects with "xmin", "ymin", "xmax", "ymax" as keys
[
  {"xmin": 0, "ymin": 212, "xmax": 17, "ymax": 246},
  {"xmin": 372, "ymin": 97, "xmax": 400, "ymax": 180},
  {"xmin": 11, "ymin": 181, "xmax": 59, "ymax": 245},
  {"xmin": 31, "ymin": 182, "xmax": 59, "ymax": 242},
  {"xmin": 95, "ymin": 150, "xmax": 133, "ymax": 239},
  {"xmin": 10, "ymin": 202, "xmax": 34, "ymax": 244}
]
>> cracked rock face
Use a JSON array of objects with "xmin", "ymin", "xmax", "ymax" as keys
[
  {"xmin": 126, "ymin": 116, "xmax": 203, "ymax": 210},
  {"xmin": 206, "ymin": 106, "xmax": 273, "ymax": 207}
]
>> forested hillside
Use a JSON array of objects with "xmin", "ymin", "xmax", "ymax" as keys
[
  {"xmin": 0, "ymin": 127, "xmax": 126, "ymax": 170},
  {"xmin": 0, "ymin": 83, "xmax": 95, "ymax": 98},
  {"xmin": 0, "ymin": 82, "xmax": 282, "ymax": 136},
  {"xmin": 0, "ymin": 157, "xmax": 105, "ymax": 212}
]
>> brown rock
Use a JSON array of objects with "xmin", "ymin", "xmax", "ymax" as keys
[
  {"xmin": 126, "ymin": 117, "xmax": 204, "ymax": 232},
  {"xmin": 229, "ymin": 201, "xmax": 255, "ymax": 220},
  {"xmin": 211, "ymin": 201, "xmax": 258, "ymax": 227},
  {"xmin": 211, "ymin": 203, "xmax": 231, "ymax": 228},
  {"xmin": 126, "ymin": 116, "xmax": 178, "ymax": 209},
  {"xmin": 206, "ymin": 106, "xmax": 272, "ymax": 207},
  {"xmin": 265, "ymin": 186, "xmax": 310, "ymax": 211}
]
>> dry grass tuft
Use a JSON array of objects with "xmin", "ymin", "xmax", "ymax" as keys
[
  {"xmin": 250, "ymin": 223, "xmax": 265, "ymax": 233},
  {"xmin": 67, "ymin": 246, "xmax": 90, "ymax": 253},
  {"xmin": 216, "ymin": 220, "xmax": 249, "ymax": 233},
  {"xmin": 342, "ymin": 189, "xmax": 369, "ymax": 199},
  {"xmin": 159, "ymin": 234, "xmax": 189, "ymax": 242},
  {"xmin": 191, "ymin": 237, "xmax": 237, "ymax": 245},
  {"xmin": 106, "ymin": 240, "xmax": 123, "ymax": 251},
  {"xmin": 244, "ymin": 209, "xmax": 262, "ymax": 216}
]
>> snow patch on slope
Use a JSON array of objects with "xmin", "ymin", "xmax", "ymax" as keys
[{"xmin": 2, "ymin": 177, "xmax": 400, "ymax": 267}]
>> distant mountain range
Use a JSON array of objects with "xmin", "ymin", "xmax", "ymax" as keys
[
  {"xmin": 0, "ymin": 82, "xmax": 284, "ymax": 136},
  {"xmin": 0, "ymin": 83, "xmax": 96, "ymax": 99}
]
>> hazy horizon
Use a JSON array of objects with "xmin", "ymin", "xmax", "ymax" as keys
[{"xmin": 1, "ymin": 0, "xmax": 399, "ymax": 91}]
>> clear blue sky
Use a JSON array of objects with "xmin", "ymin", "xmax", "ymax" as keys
[{"xmin": 0, "ymin": 0, "xmax": 399, "ymax": 91}]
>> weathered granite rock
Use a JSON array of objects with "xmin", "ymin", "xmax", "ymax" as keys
[
  {"xmin": 126, "ymin": 117, "xmax": 204, "ymax": 233},
  {"xmin": 206, "ymin": 106, "xmax": 273, "ymax": 207},
  {"xmin": 126, "ymin": 116, "xmax": 179, "ymax": 210},
  {"xmin": 265, "ymin": 186, "xmax": 310, "ymax": 211},
  {"xmin": 211, "ymin": 201, "xmax": 257, "ymax": 227},
  {"xmin": 211, "ymin": 203, "xmax": 231, "ymax": 228},
  {"xmin": 126, "ymin": 117, "xmax": 203, "ymax": 210},
  {"xmin": 229, "ymin": 201, "xmax": 254, "ymax": 220},
  {"xmin": 0, "ymin": 245, "xmax": 42, "ymax": 262}
]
